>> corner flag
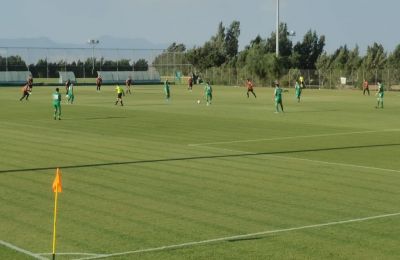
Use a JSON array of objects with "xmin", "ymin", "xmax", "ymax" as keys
[
  {"xmin": 52, "ymin": 168, "xmax": 62, "ymax": 260},
  {"xmin": 52, "ymin": 168, "xmax": 62, "ymax": 193}
]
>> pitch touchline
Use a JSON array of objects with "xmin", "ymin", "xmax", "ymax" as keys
[
  {"xmin": 188, "ymin": 129, "xmax": 400, "ymax": 146},
  {"xmin": 73, "ymin": 212, "xmax": 400, "ymax": 260},
  {"xmin": 0, "ymin": 240, "xmax": 48, "ymax": 260}
]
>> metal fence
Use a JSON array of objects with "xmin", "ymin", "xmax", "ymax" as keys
[
  {"xmin": 199, "ymin": 68, "xmax": 400, "ymax": 90},
  {"xmin": 1, "ymin": 47, "xmax": 399, "ymax": 89},
  {"xmin": 0, "ymin": 47, "xmax": 191, "ymax": 81}
]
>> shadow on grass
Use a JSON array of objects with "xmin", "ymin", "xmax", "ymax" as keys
[
  {"xmin": 227, "ymin": 236, "xmax": 263, "ymax": 243},
  {"xmin": 1, "ymin": 143, "xmax": 399, "ymax": 174}
]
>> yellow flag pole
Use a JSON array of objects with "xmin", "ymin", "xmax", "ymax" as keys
[{"xmin": 52, "ymin": 189, "xmax": 58, "ymax": 260}]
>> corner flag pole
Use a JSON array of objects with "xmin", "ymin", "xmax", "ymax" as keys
[
  {"xmin": 52, "ymin": 168, "xmax": 62, "ymax": 260},
  {"xmin": 52, "ymin": 189, "xmax": 58, "ymax": 260}
]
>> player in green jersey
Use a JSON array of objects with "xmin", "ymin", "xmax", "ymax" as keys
[
  {"xmin": 52, "ymin": 88, "xmax": 62, "ymax": 120},
  {"xmin": 274, "ymin": 81, "xmax": 284, "ymax": 113},
  {"xmin": 164, "ymin": 80, "xmax": 171, "ymax": 101},
  {"xmin": 67, "ymin": 83, "xmax": 75, "ymax": 104},
  {"xmin": 295, "ymin": 80, "xmax": 302, "ymax": 102},
  {"xmin": 375, "ymin": 81, "xmax": 384, "ymax": 108},
  {"xmin": 204, "ymin": 82, "xmax": 213, "ymax": 105}
]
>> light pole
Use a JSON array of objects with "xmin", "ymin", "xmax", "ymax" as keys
[
  {"xmin": 276, "ymin": 0, "xmax": 279, "ymax": 57},
  {"xmin": 87, "ymin": 39, "xmax": 99, "ymax": 75}
]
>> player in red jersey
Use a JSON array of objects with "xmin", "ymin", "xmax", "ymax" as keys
[
  {"xmin": 188, "ymin": 76, "xmax": 193, "ymax": 91},
  {"xmin": 125, "ymin": 77, "xmax": 132, "ymax": 94},
  {"xmin": 96, "ymin": 75, "xmax": 102, "ymax": 92},
  {"xmin": 246, "ymin": 79, "xmax": 256, "ymax": 98}
]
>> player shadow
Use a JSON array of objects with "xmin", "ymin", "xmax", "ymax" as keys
[
  {"xmin": 1, "ymin": 143, "xmax": 399, "ymax": 174},
  {"xmin": 289, "ymin": 109, "xmax": 341, "ymax": 113},
  {"xmin": 84, "ymin": 116, "xmax": 128, "ymax": 120}
]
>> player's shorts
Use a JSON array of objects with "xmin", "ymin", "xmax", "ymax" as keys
[
  {"xmin": 117, "ymin": 93, "xmax": 122, "ymax": 98},
  {"xmin": 53, "ymin": 103, "xmax": 61, "ymax": 109},
  {"xmin": 275, "ymin": 98, "xmax": 282, "ymax": 103}
]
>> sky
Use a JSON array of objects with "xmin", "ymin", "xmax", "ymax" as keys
[{"xmin": 1, "ymin": 0, "xmax": 399, "ymax": 54}]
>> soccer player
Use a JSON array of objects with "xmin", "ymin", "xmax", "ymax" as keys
[
  {"xmin": 246, "ymin": 79, "xmax": 257, "ymax": 98},
  {"xmin": 67, "ymin": 83, "xmax": 75, "ymax": 104},
  {"xmin": 53, "ymin": 88, "xmax": 62, "ymax": 120},
  {"xmin": 363, "ymin": 79, "xmax": 370, "ymax": 95},
  {"xmin": 65, "ymin": 79, "xmax": 71, "ymax": 95},
  {"xmin": 164, "ymin": 80, "xmax": 171, "ymax": 101},
  {"xmin": 19, "ymin": 83, "xmax": 31, "ymax": 101},
  {"xmin": 27, "ymin": 76, "xmax": 33, "ymax": 90},
  {"xmin": 188, "ymin": 76, "xmax": 193, "ymax": 91},
  {"xmin": 299, "ymin": 75, "xmax": 305, "ymax": 88},
  {"xmin": 274, "ymin": 81, "xmax": 284, "ymax": 113},
  {"xmin": 204, "ymin": 81, "xmax": 213, "ymax": 105},
  {"xmin": 115, "ymin": 85, "xmax": 125, "ymax": 106},
  {"xmin": 96, "ymin": 75, "xmax": 102, "ymax": 92},
  {"xmin": 295, "ymin": 80, "xmax": 302, "ymax": 102},
  {"xmin": 375, "ymin": 81, "xmax": 384, "ymax": 109},
  {"xmin": 125, "ymin": 77, "xmax": 132, "ymax": 94}
]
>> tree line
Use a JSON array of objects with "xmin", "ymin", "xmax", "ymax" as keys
[
  {"xmin": 1, "ymin": 20, "xmax": 400, "ymax": 84},
  {"xmin": 154, "ymin": 21, "xmax": 400, "ymax": 85},
  {"xmin": 0, "ymin": 56, "xmax": 149, "ymax": 78}
]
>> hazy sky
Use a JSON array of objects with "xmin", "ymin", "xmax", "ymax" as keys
[{"xmin": 1, "ymin": 0, "xmax": 399, "ymax": 53}]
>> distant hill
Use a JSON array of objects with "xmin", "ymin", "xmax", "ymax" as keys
[{"xmin": 0, "ymin": 36, "xmax": 168, "ymax": 49}]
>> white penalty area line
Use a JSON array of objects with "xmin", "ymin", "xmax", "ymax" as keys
[
  {"xmin": 270, "ymin": 154, "xmax": 400, "ymax": 174},
  {"xmin": 196, "ymin": 144, "xmax": 400, "ymax": 175},
  {"xmin": 0, "ymin": 240, "xmax": 48, "ymax": 260},
  {"xmin": 74, "ymin": 212, "xmax": 400, "ymax": 260},
  {"xmin": 188, "ymin": 129, "xmax": 400, "ymax": 147}
]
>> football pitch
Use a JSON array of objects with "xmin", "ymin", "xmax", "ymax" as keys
[{"xmin": 1, "ymin": 84, "xmax": 400, "ymax": 259}]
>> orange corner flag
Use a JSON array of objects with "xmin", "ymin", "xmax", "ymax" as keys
[{"xmin": 52, "ymin": 168, "xmax": 62, "ymax": 193}]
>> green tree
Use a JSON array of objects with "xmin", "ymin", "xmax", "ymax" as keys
[
  {"xmin": 245, "ymin": 43, "xmax": 282, "ymax": 80},
  {"xmin": 386, "ymin": 44, "xmax": 400, "ymax": 68},
  {"xmin": 133, "ymin": 59, "xmax": 149, "ymax": 71},
  {"xmin": 292, "ymin": 30, "xmax": 325, "ymax": 69},
  {"xmin": 265, "ymin": 23, "xmax": 293, "ymax": 58},
  {"xmin": 166, "ymin": 42, "xmax": 186, "ymax": 52},
  {"xmin": 225, "ymin": 21, "xmax": 241, "ymax": 59}
]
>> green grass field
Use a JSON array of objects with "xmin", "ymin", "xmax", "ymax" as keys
[{"xmin": 1, "ymin": 84, "xmax": 400, "ymax": 259}]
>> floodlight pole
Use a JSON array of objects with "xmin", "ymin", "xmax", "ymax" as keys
[
  {"xmin": 276, "ymin": 0, "xmax": 279, "ymax": 57},
  {"xmin": 88, "ymin": 39, "xmax": 99, "ymax": 75}
]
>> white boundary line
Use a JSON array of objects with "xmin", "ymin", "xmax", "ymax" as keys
[
  {"xmin": 188, "ymin": 129, "xmax": 400, "ymax": 147},
  {"xmin": 192, "ymin": 139, "xmax": 400, "ymax": 174},
  {"xmin": 74, "ymin": 212, "xmax": 400, "ymax": 260},
  {"xmin": 269, "ymin": 154, "xmax": 400, "ymax": 174},
  {"xmin": 0, "ymin": 240, "xmax": 48, "ymax": 260}
]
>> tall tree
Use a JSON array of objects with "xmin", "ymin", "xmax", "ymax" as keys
[
  {"xmin": 167, "ymin": 42, "xmax": 186, "ymax": 52},
  {"xmin": 133, "ymin": 59, "xmax": 148, "ymax": 71},
  {"xmin": 265, "ymin": 23, "xmax": 293, "ymax": 57},
  {"xmin": 385, "ymin": 44, "xmax": 400, "ymax": 68},
  {"xmin": 292, "ymin": 30, "xmax": 325, "ymax": 69},
  {"xmin": 362, "ymin": 43, "xmax": 386, "ymax": 70},
  {"xmin": 225, "ymin": 21, "xmax": 241, "ymax": 59}
]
